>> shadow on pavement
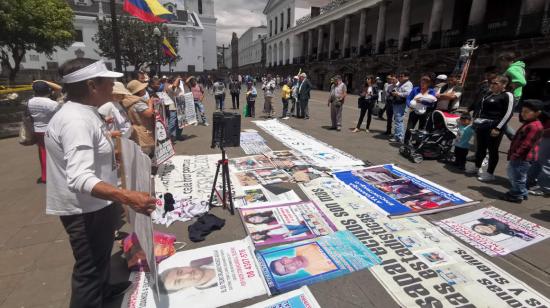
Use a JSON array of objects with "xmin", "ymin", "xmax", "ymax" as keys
[
  {"xmin": 468, "ymin": 185, "xmax": 505, "ymax": 199},
  {"xmin": 531, "ymin": 209, "xmax": 550, "ymax": 222}
]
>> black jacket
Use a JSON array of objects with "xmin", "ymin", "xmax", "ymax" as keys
[
  {"xmin": 477, "ymin": 91, "xmax": 514, "ymax": 130},
  {"xmin": 358, "ymin": 85, "xmax": 378, "ymax": 109}
]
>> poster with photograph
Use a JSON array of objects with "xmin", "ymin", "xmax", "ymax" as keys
[
  {"xmin": 123, "ymin": 238, "xmax": 267, "ymax": 308},
  {"xmin": 333, "ymin": 164, "xmax": 477, "ymax": 217},
  {"xmin": 234, "ymin": 185, "xmax": 301, "ymax": 209},
  {"xmin": 265, "ymin": 150, "xmax": 308, "ymax": 169},
  {"xmin": 256, "ymin": 231, "xmax": 381, "ymax": 295},
  {"xmin": 239, "ymin": 201, "xmax": 337, "ymax": 246},
  {"xmin": 300, "ymin": 177, "xmax": 550, "ymax": 308},
  {"xmin": 286, "ymin": 165, "xmax": 328, "ymax": 183},
  {"xmin": 175, "ymin": 93, "xmax": 197, "ymax": 128},
  {"xmin": 153, "ymin": 113, "xmax": 175, "ymax": 166},
  {"xmin": 234, "ymin": 168, "xmax": 292, "ymax": 187},
  {"xmin": 436, "ymin": 207, "xmax": 550, "ymax": 256},
  {"xmin": 229, "ymin": 155, "xmax": 275, "ymax": 172},
  {"xmin": 244, "ymin": 286, "xmax": 320, "ymax": 308}
]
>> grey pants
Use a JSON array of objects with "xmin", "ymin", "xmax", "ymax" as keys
[
  {"xmin": 263, "ymin": 96, "xmax": 274, "ymax": 116},
  {"xmin": 528, "ymin": 137, "xmax": 550, "ymax": 193},
  {"xmin": 330, "ymin": 102, "xmax": 343, "ymax": 128},
  {"xmin": 298, "ymin": 99, "xmax": 309, "ymax": 118}
]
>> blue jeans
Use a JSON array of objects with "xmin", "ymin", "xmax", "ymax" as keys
[
  {"xmin": 507, "ymin": 160, "xmax": 532, "ymax": 198},
  {"xmin": 528, "ymin": 138, "xmax": 550, "ymax": 193},
  {"xmin": 194, "ymin": 100, "xmax": 208, "ymax": 124},
  {"xmin": 215, "ymin": 94, "xmax": 224, "ymax": 110},
  {"xmin": 168, "ymin": 110, "xmax": 181, "ymax": 140},
  {"xmin": 393, "ymin": 103, "xmax": 406, "ymax": 141}
]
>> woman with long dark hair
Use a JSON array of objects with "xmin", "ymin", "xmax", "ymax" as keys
[{"xmin": 352, "ymin": 76, "xmax": 378, "ymax": 133}]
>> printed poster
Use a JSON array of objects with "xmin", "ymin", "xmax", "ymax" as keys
[
  {"xmin": 235, "ymin": 185, "xmax": 301, "ymax": 208},
  {"xmin": 230, "ymin": 155, "xmax": 275, "ymax": 172},
  {"xmin": 240, "ymin": 131, "xmax": 272, "ymax": 155},
  {"xmin": 234, "ymin": 168, "xmax": 292, "ymax": 187},
  {"xmin": 122, "ymin": 238, "xmax": 267, "ymax": 308},
  {"xmin": 153, "ymin": 113, "xmax": 175, "ymax": 166},
  {"xmin": 151, "ymin": 192, "xmax": 209, "ymax": 227},
  {"xmin": 300, "ymin": 177, "xmax": 550, "ymax": 308},
  {"xmin": 256, "ymin": 231, "xmax": 381, "ymax": 295},
  {"xmin": 333, "ymin": 164, "xmax": 477, "ymax": 217},
  {"xmin": 436, "ymin": 207, "xmax": 550, "ymax": 256},
  {"xmin": 239, "ymin": 201, "xmax": 337, "ymax": 246},
  {"xmin": 265, "ymin": 150, "xmax": 308, "ymax": 169},
  {"xmin": 245, "ymin": 286, "xmax": 320, "ymax": 308},
  {"xmin": 176, "ymin": 82, "xmax": 197, "ymax": 128}
]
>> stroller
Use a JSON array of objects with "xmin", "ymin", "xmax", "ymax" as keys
[{"xmin": 399, "ymin": 110, "xmax": 459, "ymax": 163}]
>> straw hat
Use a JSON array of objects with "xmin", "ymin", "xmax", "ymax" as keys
[
  {"xmin": 126, "ymin": 80, "xmax": 148, "ymax": 95},
  {"xmin": 112, "ymin": 81, "xmax": 132, "ymax": 96}
]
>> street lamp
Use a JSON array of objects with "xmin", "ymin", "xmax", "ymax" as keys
[{"xmin": 153, "ymin": 26, "xmax": 161, "ymax": 76}]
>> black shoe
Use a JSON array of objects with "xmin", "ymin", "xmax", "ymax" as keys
[
  {"xmin": 328, "ymin": 127, "xmax": 337, "ymax": 130},
  {"xmin": 103, "ymin": 281, "xmax": 133, "ymax": 302},
  {"xmin": 36, "ymin": 177, "xmax": 46, "ymax": 184},
  {"xmin": 501, "ymin": 193, "xmax": 524, "ymax": 203}
]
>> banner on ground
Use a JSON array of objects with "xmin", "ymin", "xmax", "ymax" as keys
[
  {"xmin": 229, "ymin": 155, "xmax": 275, "ymax": 172},
  {"xmin": 264, "ymin": 150, "xmax": 309, "ymax": 169},
  {"xmin": 300, "ymin": 177, "xmax": 550, "ymax": 308},
  {"xmin": 234, "ymin": 185, "xmax": 301, "ymax": 209},
  {"xmin": 123, "ymin": 238, "xmax": 267, "ymax": 308},
  {"xmin": 151, "ymin": 192, "xmax": 209, "ymax": 226},
  {"xmin": 240, "ymin": 131, "xmax": 272, "ymax": 155},
  {"xmin": 239, "ymin": 201, "xmax": 337, "ymax": 247},
  {"xmin": 333, "ymin": 164, "xmax": 477, "ymax": 217},
  {"xmin": 234, "ymin": 168, "xmax": 292, "ymax": 187},
  {"xmin": 436, "ymin": 207, "xmax": 550, "ymax": 256},
  {"xmin": 254, "ymin": 119, "xmax": 364, "ymax": 169},
  {"xmin": 256, "ymin": 231, "xmax": 381, "ymax": 295},
  {"xmin": 153, "ymin": 113, "xmax": 175, "ymax": 166},
  {"xmin": 245, "ymin": 286, "xmax": 320, "ymax": 308}
]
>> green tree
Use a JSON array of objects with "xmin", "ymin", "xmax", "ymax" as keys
[
  {"xmin": 0, "ymin": 0, "xmax": 74, "ymax": 83},
  {"xmin": 93, "ymin": 15, "xmax": 180, "ymax": 72}
]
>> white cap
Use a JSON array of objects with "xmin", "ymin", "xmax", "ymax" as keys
[
  {"xmin": 436, "ymin": 74, "xmax": 448, "ymax": 81},
  {"xmin": 61, "ymin": 60, "xmax": 123, "ymax": 84}
]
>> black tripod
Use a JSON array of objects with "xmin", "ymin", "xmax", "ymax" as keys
[{"xmin": 208, "ymin": 146, "xmax": 235, "ymax": 215}]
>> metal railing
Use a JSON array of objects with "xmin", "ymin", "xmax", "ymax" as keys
[{"xmin": 296, "ymin": 0, "xmax": 353, "ymax": 26}]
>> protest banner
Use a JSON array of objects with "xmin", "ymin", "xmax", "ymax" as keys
[
  {"xmin": 333, "ymin": 164, "xmax": 477, "ymax": 217},
  {"xmin": 229, "ymin": 155, "xmax": 275, "ymax": 172},
  {"xmin": 436, "ymin": 207, "xmax": 550, "ymax": 256},
  {"xmin": 240, "ymin": 131, "xmax": 272, "ymax": 155},
  {"xmin": 118, "ymin": 137, "xmax": 159, "ymax": 297},
  {"xmin": 233, "ymin": 168, "xmax": 292, "ymax": 187},
  {"xmin": 122, "ymin": 238, "xmax": 267, "ymax": 308},
  {"xmin": 234, "ymin": 185, "xmax": 301, "ymax": 209},
  {"xmin": 256, "ymin": 231, "xmax": 381, "ymax": 295},
  {"xmin": 264, "ymin": 150, "xmax": 309, "ymax": 169},
  {"xmin": 239, "ymin": 201, "xmax": 337, "ymax": 247},
  {"xmin": 245, "ymin": 286, "xmax": 320, "ymax": 308},
  {"xmin": 151, "ymin": 192, "xmax": 209, "ymax": 227},
  {"xmin": 176, "ymin": 92, "xmax": 198, "ymax": 128},
  {"xmin": 300, "ymin": 177, "xmax": 550, "ymax": 308},
  {"xmin": 153, "ymin": 113, "xmax": 175, "ymax": 166},
  {"xmin": 254, "ymin": 119, "xmax": 364, "ymax": 169}
]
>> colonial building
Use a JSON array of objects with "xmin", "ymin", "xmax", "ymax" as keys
[
  {"xmin": 238, "ymin": 26, "xmax": 268, "ymax": 71},
  {"xmin": 7, "ymin": 0, "xmax": 217, "ymax": 80},
  {"xmin": 263, "ymin": 0, "xmax": 550, "ymax": 99}
]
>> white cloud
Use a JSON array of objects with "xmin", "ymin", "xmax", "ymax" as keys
[{"xmin": 213, "ymin": 0, "xmax": 266, "ymax": 45}]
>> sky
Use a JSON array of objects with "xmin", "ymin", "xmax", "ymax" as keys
[{"xmin": 213, "ymin": 0, "xmax": 266, "ymax": 46}]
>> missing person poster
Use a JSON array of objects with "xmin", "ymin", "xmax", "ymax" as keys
[
  {"xmin": 153, "ymin": 113, "xmax": 175, "ymax": 166},
  {"xmin": 234, "ymin": 185, "xmax": 301, "ymax": 209},
  {"xmin": 239, "ymin": 201, "xmax": 337, "ymax": 247},
  {"xmin": 436, "ymin": 207, "xmax": 550, "ymax": 256},
  {"xmin": 256, "ymin": 231, "xmax": 381, "ymax": 295},
  {"xmin": 123, "ymin": 238, "xmax": 267, "ymax": 308},
  {"xmin": 333, "ymin": 164, "xmax": 477, "ymax": 217},
  {"xmin": 300, "ymin": 177, "xmax": 550, "ymax": 308},
  {"xmin": 229, "ymin": 155, "xmax": 275, "ymax": 172},
  {"xmin": 234, "ymin": 168, "xmax": 292, "ymax": 187},
  {"xmin": 245, "ymin": 286, "xmax": 320, "ymax": 308}
]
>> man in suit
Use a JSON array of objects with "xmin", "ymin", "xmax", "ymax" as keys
[{"xmin": 297, "ymin": 73, "xmax": 312, "ymax": 119}]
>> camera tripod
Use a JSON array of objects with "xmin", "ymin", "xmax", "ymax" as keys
[{"xmin": 208, "ymin": 146, "xmax": 235, "ymax": 215}]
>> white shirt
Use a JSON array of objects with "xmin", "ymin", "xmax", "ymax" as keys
[
  {"xmin": 27, "ymin": 96, "xmax": 59, "ymax": 133},
  {"xmin": 98, "ymin": 101, "xmax": 132, "ymax": 137},
  {"xmin": 45, "ymin": 101, "xmax": 118, "ymax": 215}
]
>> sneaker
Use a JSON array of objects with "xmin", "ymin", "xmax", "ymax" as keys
[
  {"xmin": 103, "ymin": 281, "xmax": 133, "ymax": 302},
  {"xmin": 528, "ymin": 189, "xmax": 547, "ymax": 196},
  {"xmin": 204, "ymin": 122, "xmax": 210, "ymax": 126},
  {"xmin": 282, "ymin": 116, "xmax": 290, "ymax": 120},
  {"xmin": 388, "ymin": 137, "xmax": 400, "ymax": 143},
  {"xmin": 365, "ymin": 129, "xmax": 370, "ymax": 133},
  {"xmin": 477, "ymin": 172, "xmax": 495, "ymax": 182},
  {"xmin": 336, "ymin": 127, "xmax": 341, "ymax": 131}
]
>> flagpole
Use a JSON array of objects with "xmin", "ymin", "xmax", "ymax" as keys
[{"xmin": 110, "ymin": 0, "xmax": 123, "ymax": 72}]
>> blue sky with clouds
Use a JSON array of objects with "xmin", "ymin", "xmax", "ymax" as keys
[{"xmin": 213, "ymin": 0, "xmax": 266, "ymax": 45}]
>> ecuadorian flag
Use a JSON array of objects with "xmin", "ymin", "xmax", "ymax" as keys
[
  {"xmin": 123, "ymin": 0, "xmax": 174, "ymax": 23},
  {"xmin": 162, "ymin": 37, "xmax": 177, "ymax": 59}
]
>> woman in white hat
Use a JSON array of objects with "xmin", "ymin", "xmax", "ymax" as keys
[
  {"xmin": 98, "ymin": 81, "xmax": 133, "ymax": 137},
  {"xmin": 45, "ymin": 58, "xmax": 156, "ymax": 307}
]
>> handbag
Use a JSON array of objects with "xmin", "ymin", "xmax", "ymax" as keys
[
  {"xmin": 472, "ymin": 118, "xmax": 494, "ymax": 131},
  {"xmin": 19, "ymin": 104, "xmax": 35, "ymax": 146}
]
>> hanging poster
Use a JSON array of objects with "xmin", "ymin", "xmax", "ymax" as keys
[
  {"xmin": 300, "ymin": 177, "xmax": 550, "ymax": 308},
  {"xmin": 256, "ymin": 231, "xmax": 381, "ymax": 295},
  {"xmin": 436, "ymin": 207, "xmax": 550, "ymax": 256},
  {"xmin": 244, "ymin": 286, "xmax": 320, "ymax": 308},
  {"xmin": 153, "ymin": 113, "xmax": 175, "ymax": 166},
  {"xmin": 239, "ymin": 201, "xmax": 337, "ymax": 247},
  {"xmin": 333, "ymin": 164, "xmax": 477, "ymax": 217},
  {"xmin": 254, "ymin": 119, "xmax": 364, "ymax": 169},
  {"xmin": 122, "ymin": 238, "xmax": 267, "ymax": 308},
  {"xmin": 234, "ymin": 185, "xmax": 301, "ymax": 209}
]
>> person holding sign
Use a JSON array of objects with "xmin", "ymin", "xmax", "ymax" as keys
[{"xmin": 45, "ymin": 58, "xmax": 157, "ymax": 308}]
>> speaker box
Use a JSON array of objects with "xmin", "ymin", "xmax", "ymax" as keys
[{"xmin": 211, "ymin": 112, "xmax": 241, "ymax": 148}]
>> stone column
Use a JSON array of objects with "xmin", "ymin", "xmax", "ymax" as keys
[
  {"xmin": 317, "ymin": 26, "xmax": 324, "ymax": 60},
  {"xmin": 428, "ymin": 0, "xmax": 444, "ymax": 45},
  {"xmin": 358, "ymin": 9, "xmax": 367, "ymax": 53},
  {"xmin": 398, "ymin": 0, "xmax": 411, "ymax": 51},
  {"xmin": 328, "ymin": 21, "xmax": 336, "ymax": 59},
  {"xmin": 342, "ymin": 15, "xmax": 351, "ymax": 58},
  {"xmin": 375, "ymin": 1, "xmax": 387, "ymax": 54},
  {"xmin": 307, "ymin": 30, "xmax": 314, "ymax": 60},
  {"xmin": 516, "ymin": 0, "xmax": 546, "ymax": 35},
  {"xmin": 468, "ymin": 0, "xmax": 488, "ymax": 26}
]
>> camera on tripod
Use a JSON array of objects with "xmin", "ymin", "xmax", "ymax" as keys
[{"xmin": 211, "ymin": 111, "xmax": 241, "ymax": 149}]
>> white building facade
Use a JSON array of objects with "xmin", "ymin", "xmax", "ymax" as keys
[
  {"xmin": 238, "ymin": 26, "xmax": 267, "ymax": 67},
  {"xmin": 13, "ymin": 0, "xmax": 217, "ymax": 74}
]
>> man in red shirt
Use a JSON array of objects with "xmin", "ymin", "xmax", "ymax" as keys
[{"xmin": 503, "ymin": 100, "xmax": 544, "ymax": 203}]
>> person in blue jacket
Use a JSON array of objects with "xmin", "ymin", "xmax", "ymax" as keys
[{"xmin": 404, "ymin": 75, "xmax": 437, "ymax": 144}]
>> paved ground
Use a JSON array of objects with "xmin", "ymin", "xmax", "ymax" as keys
[{"xmin": 0, "ymin": 89, "xmax": 549, "ymax": 308}]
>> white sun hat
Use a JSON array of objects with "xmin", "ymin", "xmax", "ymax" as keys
[{"xmin": 61, "ymin": 60, "xmax": 123, "ymax": 84}]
